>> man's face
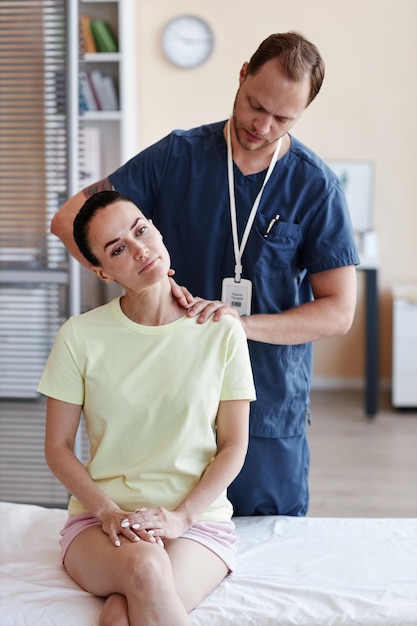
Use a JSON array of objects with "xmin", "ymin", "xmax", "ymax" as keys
[{"xmin": 232, "ymin": 58, "xmax": 311, "ymax": 152}]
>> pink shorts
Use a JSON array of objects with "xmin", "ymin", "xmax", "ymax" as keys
[{"xmin": 59, "ymin": 513, "xmax": 238, "ymax": 571}]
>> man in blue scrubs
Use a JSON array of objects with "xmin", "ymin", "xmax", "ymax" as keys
[{"xmin": 51, "ymin": 32, "xmax": 359, "ymax": 517}]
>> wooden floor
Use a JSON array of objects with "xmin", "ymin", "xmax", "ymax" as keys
[{"xmin": 307, "ymin": 389, "xmax": 417, "ymax": 518}]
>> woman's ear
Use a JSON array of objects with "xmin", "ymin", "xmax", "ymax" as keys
[{"xmin": 91, "ymin": 266, "xmax": 114, "ymax": 283}]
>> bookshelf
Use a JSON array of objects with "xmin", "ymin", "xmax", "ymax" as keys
[
  {"xmin": 77, "ymin": 0, "xmax": 137, "ymax": 185},
  {"xmin": 67, "ymin": 0, "xmax": 137, "ymax": 329}
]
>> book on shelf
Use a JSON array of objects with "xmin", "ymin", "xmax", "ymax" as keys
[
  {"xmin": 79, "ymin": 14, "xmax": 97, "ymax": 53},
  {"xmin": 86, "ymin": 70, "xmax": 103, "ymax": 109},
  {"xmin": 79, "ymin": 70, "xmax": 118, "ymax": 112},
  {"xmin": 80, "ymin": 70, "xmax": 118, "ymax": 111},
  {"xmin": 89, "ymin": 19, "xmax": 118, "ymax": 53},
  {"xmin": 79, "ymin": 87, "xmax": 89, "ymax": 113},
  {"xmin": 100, "ymin": 74, "xmax": 119, "ymax": 110},
  {"xmin": 79, "ymin": 71, "xmax": 98, "ymax": 111}
]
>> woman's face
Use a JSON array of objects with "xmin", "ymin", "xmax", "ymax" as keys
[{"xmin": 88, "ymin": 200, "xmax": 170, "ymax": 289}]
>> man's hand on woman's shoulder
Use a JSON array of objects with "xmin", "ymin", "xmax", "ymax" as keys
[{"xmin": 169, "ymin": 274, "xmax": 239, "ymax": 323}]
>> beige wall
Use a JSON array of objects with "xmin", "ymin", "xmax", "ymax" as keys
[{"xmin": 129, "ymin": 0, "xmax": 417, "ymax": 386}]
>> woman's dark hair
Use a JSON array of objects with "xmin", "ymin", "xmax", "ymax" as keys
[
  {"xmin": 246, "ymin": 31, "xmax": 325, "ymax": 105},
  {"xmin": 73, "ymin": 190, "xmax": 136, "ymax": 265}
]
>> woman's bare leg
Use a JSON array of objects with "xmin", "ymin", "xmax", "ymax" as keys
[
  {"xmin": 64, "ymin": 526, "xmax": 190, "ymax": 626},
  {"xmin": 99, "ymin": 594, "xmax": 129, "ymax": 626},
  {"xmin": 65, "ymin": 527, "xmax": 229, "ymax": 625},
  {"xmin": 165, "ymin": 537, "xmax": 229, "ymax": 611}
]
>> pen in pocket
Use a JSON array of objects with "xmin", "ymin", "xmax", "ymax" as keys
[{"xmin": 264, "ymin": 214, "xmax": 280, "ymax": 238}]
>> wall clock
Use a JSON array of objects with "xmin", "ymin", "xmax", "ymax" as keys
[{"xmin": 162, "ymin": 15, "xmax": 214, "ymax": 69}]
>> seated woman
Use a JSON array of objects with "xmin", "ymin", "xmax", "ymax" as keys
[{"xmin": 38, "ymin": 191, "xmax": 256, "ymax": 626}]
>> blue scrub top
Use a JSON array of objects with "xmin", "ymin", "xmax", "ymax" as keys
[{"xmin": 110, "ymin": 121, "xmax": 359, "ymax": 438}]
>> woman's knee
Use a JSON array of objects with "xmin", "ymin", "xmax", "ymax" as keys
[{"xmin": 125, "ymin": 545, "xmax": 171, "ymax": 596}]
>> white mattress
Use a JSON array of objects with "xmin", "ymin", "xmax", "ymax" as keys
[{"xmin": 1, "ymin": 502, "xmax": 416, "ymax": 625}]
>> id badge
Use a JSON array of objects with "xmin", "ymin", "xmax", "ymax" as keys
[{"xmin": 221, "ymin": 277, "xmax": 252, "ymax": 316}]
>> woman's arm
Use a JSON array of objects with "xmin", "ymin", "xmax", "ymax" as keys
[
  {"xmin": 130, "ymin": 399, "xmax": 250, "ymax": 538},
  {"xmin": 175, "ymin": 399, "xmax": 249, "ymax": 525},
  {"xmin": 44, "ymin": 397, "xmax": 146, "ymax": 546}
]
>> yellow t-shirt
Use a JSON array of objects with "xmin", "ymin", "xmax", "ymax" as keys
[{"xmin": 38, "ymin": 298, "xmax": 256, "ymax": 521}]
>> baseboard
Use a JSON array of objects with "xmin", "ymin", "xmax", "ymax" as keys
[{"xmin": 311, "ymin": 376, "xmax": 391, "ymax": 391}]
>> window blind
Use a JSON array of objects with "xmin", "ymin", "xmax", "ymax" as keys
[
  {"xmin": 0, "ymin": 0, "xmax": 68, "ymax": 267},
  {"xmin": 0, "ymin": 0, "xmax": 70, "ymax": 506}
]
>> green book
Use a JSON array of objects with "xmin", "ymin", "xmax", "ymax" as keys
[{"xmin": 90, "ymin": 19, "xmax": 118, "ymax": 53}]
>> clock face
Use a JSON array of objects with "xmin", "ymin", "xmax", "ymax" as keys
[{"xmin": 162, "ymin": 15, "xmax": 214, "ymax": 69}]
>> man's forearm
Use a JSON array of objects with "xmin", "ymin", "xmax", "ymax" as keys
[{"xmin": 241, "ymin": 295, "xmax": 356, "ymax": 345}]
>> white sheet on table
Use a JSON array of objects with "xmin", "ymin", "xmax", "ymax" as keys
[{"xmin": 1, "ymin": 502, "xmax": 416, "ymax": 625}]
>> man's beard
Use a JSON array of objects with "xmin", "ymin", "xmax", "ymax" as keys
[{"xmin": 232, "ymin": 113, "xmax": 279, "ymax": 152}]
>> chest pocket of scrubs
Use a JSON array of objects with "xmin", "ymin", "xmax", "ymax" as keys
[{"xmin": 251, "ymin": 220, "xmax": 302, "ymax": 278}]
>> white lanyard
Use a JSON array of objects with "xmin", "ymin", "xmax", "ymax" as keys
[{"xmin": 226, "ymin": 118, "xmax": 282, "ymax": 282}]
